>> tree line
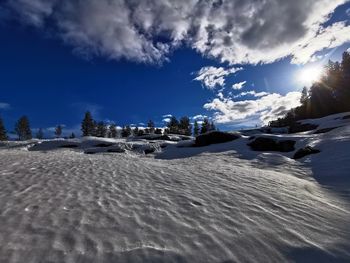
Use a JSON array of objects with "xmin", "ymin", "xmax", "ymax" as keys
[
  {"xmin": 0, "ymin": 111, "xmax": 217, "ymax": 141},
  {"xmin": 0, "ymin": 115, "xmax": 75, "ymax": 141},
  {"xmin": 81, "ymin": 111, "xmax": 216, "ymax": 138},
  {"xmin": 269, "ymin": 51, "xmax": 350, "ymax": 127}
]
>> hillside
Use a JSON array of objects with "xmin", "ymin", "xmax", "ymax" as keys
[{"xmin": 0, "ymin": 112, "xmax": 350, "ymax": 262}]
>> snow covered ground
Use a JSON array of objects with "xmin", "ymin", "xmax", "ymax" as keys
[{"xmin": 1, "ymin": 113, "xmax": 350, "ymax": 262}]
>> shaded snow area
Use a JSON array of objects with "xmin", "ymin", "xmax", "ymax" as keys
[{"xmin": 1, "ymin": 113, "xmax": 350, "ymax": 262}]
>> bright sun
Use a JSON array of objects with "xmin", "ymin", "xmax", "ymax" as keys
[{"xmin": 298, "ymin": 66, "xmax": 323, "ymax": 85}]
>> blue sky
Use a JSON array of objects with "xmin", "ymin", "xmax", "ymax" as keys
[{"xmin": 1, "ymin": 0, "xmax": 350, "ymax": 136}]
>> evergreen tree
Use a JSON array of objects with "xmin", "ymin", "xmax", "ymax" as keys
[
  {"xmin": 96, "ymin": 121, "xmax": 107, "ymax": 137},
  {"xmin": 200, "ymin": 118, "xmax": 210, "ymax": 134},
  {"xmin": 167, "ymin": 116, "xmax": 179, "ymax": 134},
  {"xmin": 36, "ymin": 128, "xmax": 44, "ymax": 139},
  {"xmin": 121, "ymin": 125, "xmax": 131, "ymax": 137},
  {"xmin": 137, "ymin": 129, "xmax": 144, "ymax": 136},
  {"xmin": 81, "ymin": 111, "xmax": 95, "ymax": 136},
  {"xmin": 55, "ymin": 125, "xmax": 63, "ymax": 138},
  {"xmin": 193, "ymin": 120, "xmax": 200, "ymax": 137},
  {"xmin": 0, "ymin": 115, "xmax": 7, "ymax": 141},
  {"xmin": 69, "ymin": 132, "xmax": 76, "ymax": 139},
  {"xmin": 300, "ymin": 86, "xmax": 309, "ymax": 105},
  {"xmin": 155, "ymin": 128, "xmax": 162, "ymax": 135},
  {"xmin": 147, "ymin": 120, "xmax": 155, "ymax": 134},
  {"xmin": 133, "ymin": 127, "xmax": 139, "ymax": 136},
  {"xmin": 109, "ymin": 124, "xmax": 118, "ymax": 138},
  {"xmin": 179, "ymin": 116, "xmax": 192, "ymax": 135},
  {"xmin": 15, "ymin": 116, "xmax": 32, "ymax": 141}
]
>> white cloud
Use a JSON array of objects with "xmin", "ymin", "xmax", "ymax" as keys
[
  {"xmin": 204, "ymin": 92, "xmax": 301, "ymax": 125},
  {"xmin": 0, "ymin": 102, "xmax": 10, "ymax": 110},
  {"xmin": 232, "ymin": 81, "xmax": 247, "ymax": 90},
  {"xmin": 162, "ymin": 114, "xmax": 173, "ymax": 118},
  {"xmin": 162, "ymin": 118, "xmax": 171, "ymax": 123},
  {"xmin": 3, "ymin": 0, "xmax": 348, "ymax": 65},
  {"xmin": 191, "ymin": 114, "xmax": 207, "ymax": 121},
  {"xmin": 233, "ymin": 90, "xmax": 270, "ymax": 98},
  {"xmin": 194, "ymin": 66, "xmax": 243, "ymax": 89}
]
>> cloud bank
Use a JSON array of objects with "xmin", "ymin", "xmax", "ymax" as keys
[
  {"xmin": 204, "ymin": 92, "xmax": 302, "ymax": 125},
  {"xmin": 3, "ymin": 0, "xmax": 349, "ymax": 64}
]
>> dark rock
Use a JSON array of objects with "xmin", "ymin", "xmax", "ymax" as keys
[
  {"xmin": 289, "ymin": 123, "xmax": 318, "ymax": 133},
  {"xmin": 248, "ymin": 136, "xmax": 255, "ymax": 141},
  {"xmin": 342, "ymin": 115, "xmax": 350, "ymax": 120},
  {"xmin": 144, "ymin": 148, "xmax": 155, "ymax": 154},
  {"xmin": 194, "ymin": 131, "xmax": 240, "ymax": 147},
  {"xmin": 59, "ymin": 144, "xmax": 79, "ymax": 148},
  {"xmin": 293, "ymin": 146, "xmax": 321, "ymax": 159},
  {"xmin": 314, "ymin": 127, "xmax": 339, "ymax": 134},
  {"xmin": 248, "ymin": 137, "xmax": 296, "ymax": 152},
  {"xmin": 95, "ymin": 143, "xmax": 115, "ymax": 147}
]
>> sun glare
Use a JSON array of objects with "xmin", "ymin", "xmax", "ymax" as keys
[{"xmin": 298, "ymin": 66, "xmax": 323, "ymax": 85}]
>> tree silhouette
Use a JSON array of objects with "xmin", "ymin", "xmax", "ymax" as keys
[
  {"xmin": 109, "ymin": 124, "xmax": 118, "ymax": 138},
  {"xmin": 55, "ymin": 125, "xmax": 63, "ymax": 138},
  {"xmin": 193, "ymin": 120, "xmax": 200, "ymax": 137},
  {"xmin": 0, "ymin": 115, "xmax": 7, "ymax": 141},
  {"xmin": 36, "ymin": 128, "xmax": 44, "ymax": 139},
  {"xmin": 15, "ymin": 116, "xmax": 32, "ymax": 141},
  {"xmin": 81, "ymin": 111, "xmax": 95, "ymax": 136}
]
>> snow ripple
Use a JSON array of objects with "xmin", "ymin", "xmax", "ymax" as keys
[{"xmin": 0, "ymin": 149, "xmax": 349, "ymax": 262}]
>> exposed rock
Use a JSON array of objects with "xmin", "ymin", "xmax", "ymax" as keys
[
  {"xmin": 342, "ymin": 115, "xmax": 350, "ymax": 120},
  {"xmin": 144, "ymin": 148, "xmax": 155, "ymax": 154},
  {"xmin": 293, "ymin": 146, "xmax": 321, "ymax": 159},
  {"xmin": 248, "ymin": 137, "xmax": 296, "ymax": 152},
  {"xmin": 195, "ymin": 131, "xmax": 240, "ymax": 147},
  {"xmin": 289, "ymin": 123, "xmax": 318, "ymax": 133},
  {"xmin": 59, "ymin": 144, "xmax": 79, "ymax": 148},
  {"xmin": 94, "ymin": 143, "xmax": 115, "ymax": 147}
]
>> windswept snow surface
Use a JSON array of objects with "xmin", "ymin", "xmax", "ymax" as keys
[{"xmin": 1, "ymin": 115, "xmax": 350, "ymax": 262}]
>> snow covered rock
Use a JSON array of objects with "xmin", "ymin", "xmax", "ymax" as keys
[
  {"xmin": 194, "ymin": 131, "xmax": 240, "ymax": 147},
  {"xmin": 293, "ymin": 146, "xmax": 321, "ymax": 159},
  {"xmin": 248, "ymin": 137, "xmax": 296, "ymax": 152}
]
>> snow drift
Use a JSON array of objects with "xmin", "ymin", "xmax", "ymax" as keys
[{"xmin": 0, "ymin": 113, "xmax": 350, "ymax": 262}]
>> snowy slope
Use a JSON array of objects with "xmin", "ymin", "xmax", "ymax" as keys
[{"xmin": 0, "ymin": 113, "xmax": 350, "ymax": 262}]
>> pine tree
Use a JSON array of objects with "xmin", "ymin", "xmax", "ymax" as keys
[
  {"xmin": 121, "ymin": 125, "xmax": 131, "ymax": 137},
  {"xmin": 81, "ymin": 111, "xmax": 95, "ymax": 136},
  {"xmin": 193, "ymin": 120, "xmax": 200, "ymax": 137},
  {"xmin": 155, "ymin": 128, "xmax": 162, "ymax": 135},
  {"xmin": 69, "ymin": 132, "xmax": 76, "ymax": 139},
  {"xmin": 96, "ymin": 121, "xmax": 107, "ymax": 137},
  {"xmin": 179, "ymin": 116, "xmax": 192, "ymax": 135},
  {"xmin": 147, "ymin": 120, "xmax": 155, "ymax": 134},
  {"xmin": 300, "ymin": 87, "xmax": 309, "ymax": 105},
  {"xmin": 137, "ymin": 129, "xmax": 144, "ymax": 136},
  {"xmin": 36, "ymin": 128, "xmax": 44, "ymax": 139},
  {"xmin": 167, "ymin": 116, "xmax": 179, "ymax": 134},
  {"xmin": 15, "ymin": 116, "xmax": 32, "ymax": 141},
  {"xmin": 55, "ymin": 125, "xmax": 63, "ymax": 138},
  {"xmin": 0, "ymin": 115, "xmax": 7, "ymax": 141},
  {"xmin": 200, "ymin": 118, "xmax": 210, "ymax": 134},
  {"xmin": 133, "ymin": 127, "xmax": 139, "ymax": 136},
  {"xmin": 109, "ymin": 124, "xmax": 118, "ymax": 138}
]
